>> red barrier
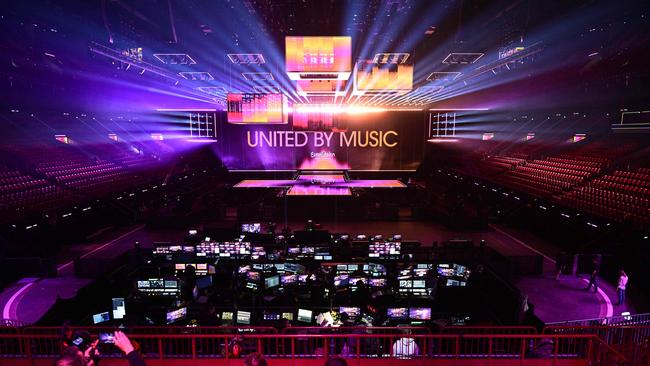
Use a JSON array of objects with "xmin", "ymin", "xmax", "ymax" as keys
[
  {"xmin": 282, "ymin": 326, "xmax": 431, "ymax": 334},
  {"xmin": 0, "ymin": 333, "xmax": 629, "ymax": 365}
]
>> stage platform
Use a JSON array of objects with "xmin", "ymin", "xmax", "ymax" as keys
[{"xmin": 233, "ymin": 170, "xmax": 406, "ymax": 196}]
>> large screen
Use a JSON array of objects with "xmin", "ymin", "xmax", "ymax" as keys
[
  {"xmin": 227, "ymin": 93, "xmax": 288, "ymax": 124},
  {"xmin": 215, "ymin": 111, "xmax": 425, "ymax": 171},
  {"xmin": 286, "ymin": 36, "xmax": 352, "ymax": 79},
  {"xmin": 353, "ymin": 61, "xmax": 413, "ymax": 94}
]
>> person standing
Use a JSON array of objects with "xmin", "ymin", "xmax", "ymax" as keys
[
  {"xmin": 616, "ymin": 270, "xmax": 628, "ymax": 306},
  {"xmin": 584, "ymin": 259, "xmax": 599, "ymax": 293},
  {"xmin": 585, "ymin": 268, "xmax": 598, "ymax": 292}
]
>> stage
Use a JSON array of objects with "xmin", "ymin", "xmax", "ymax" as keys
[{"xmin": 233, "ymin": 170, "xmax": 406, "ymax": 196}]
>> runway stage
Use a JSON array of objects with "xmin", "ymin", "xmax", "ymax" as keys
[{"xmin": 233, "ymin": 170, "xmax": 406, "ymax": 196}]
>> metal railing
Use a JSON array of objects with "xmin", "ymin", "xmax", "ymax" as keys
[
  {"xmin": 0, "ymin": 333, "xmax": 630, "ymax": 365},
  {"xmin": 546, "ymin": 312, "xmax": 650, "ymax": 327},
  {"xmin": 544, "ymin": 325, "xmax": 650, "ymax": 366}
]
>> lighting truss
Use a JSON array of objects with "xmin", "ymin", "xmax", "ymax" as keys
[
  {"xmin": 196, "ymin": 86, "xmax": 227, "ymax": 96},
  {"xmin": 227, "ymin": 53, "xmax": 266, "ymax": 64},
  {"xmin": 253, "ymin": 85, "xmax": 281, "ymax": 94},
  {"xmin": 153, "ymin": 53, "xmax": 197, "ymax": 65},
  {"xmin": 242, "ymin": 72, "xmax": 274, "ymax": 81},
  {"xmin": 442, "ymin": 53, "xmax": 484, "ymax": 64},
  {"xmin": 178, "ymin": 72, "xmax": 214, "ymax": 81},
  {"xmin": 372, "ymin": 53, "xmax": 410, "ymax": 64},
  {"xmin": 426, "ymin": 72, "xmax": 462, "ymax": 82}
]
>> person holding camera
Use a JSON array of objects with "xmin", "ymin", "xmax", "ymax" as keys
[{"xmin": 55, "ymin": 331, "xmax": 146, "ymax": 366}]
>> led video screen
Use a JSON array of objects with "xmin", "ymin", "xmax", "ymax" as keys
[
  {"xmin": 354, "ymin": 61, "xmax": 413, "ymax": 93},
  {"xmin": 227, "ymin": 93, "xmax": 288, "ymax": 124},
  {"xmin": 286, "ymin": 36, "xmax": 352, "ymax": 78},
  {"xmin": 215, "ymin": 111, "xmax": 426, "ymax": 171}
]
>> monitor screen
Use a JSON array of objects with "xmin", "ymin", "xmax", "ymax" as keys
[
  {"xmin": 247, "ymin": 272, "xmax": 261, "ymax": 282},
  {"xmin": 412, "ymin": 280, "xmax": 426, "ymax": 288},
  {"xmin": 237, "ymin": 311, "xmax": 251, "ymax": 325},
  {"xmin": 265, "ymin": 275, "xmax": 280, "ymax": 289},
  {"xmin": 242, "ymin": 223, "xmax": 261, "ymax": 233},
  {"xmin": 282, "ymin": 312, "xmax": 294, "ymax": 321},
  {"xmin": 297, "ymin": 309, "xmax": 312, "ymax": 323},
  {"xmin": 263, "ymin": 311, "xmax": 281, "ymax": 321},
  {"xmin": 409, "ymin": 308, "xmax": 431, "ymax": 320},
  {"xmin": 222, "ymin": 312, "xmax": 234, "ymax": 320},
  {"xmin": 92, "ymin": 312, "xmax": 110, "ymax": 324},
  {"xmin": 339, "ymin": 307, "xmax": 361, "ymax": 317},
  {"xmin": 111, "ymin": 298, "xmax": 126, "ymax": 320},
  {"xmin": 369, "ymin": 278, "xmax": 386, "ymax": 287},
  {"xmin": 334, "ymin": 274, "xmax": 349, "ymax": 287},
  {"xmin": 166, "ymin": 308, "xmax": 187, "ymax": 324},
  {"xmin": 387, "ymin": 308, "xmax": 408, "ymax": 320},
  {"xmin": 246, "ymin": 282, "xmax": 258, "ymax": 290},
  {"xmin": 175, "ymin": 264, "xmax": 185, "ymax": 270},
  {"xmin": 281, "ymin": 274, "xmax": 297, "ymax": 285}
]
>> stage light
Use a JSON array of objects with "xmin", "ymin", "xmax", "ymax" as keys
[
  {"xmin": 178, "ymin": 72, "xmax": 214, "ymax": 81},
  {"xmin": 227, "ymin": 53, "xmax": 265, "ymax": 64},
  {"xmin": 151, "ymin": 133, "xmax": 164, "ymax": 141},
  {"xmin": 55, "ymin": 135, "xmax": 70, "ymax": 144},
  {"xmin": 426, "ymin": 72, "xmax": 461, "ymax": 81},
  {"xmin": 427, "ymin": 138, "xmax": 459, "ymax": 143},
  {"xmin": 482, "ymin": 133, "xmax": 494, "ymax": 141},
  {"xmin": 241, "ymin": 72, "xmax": 274, "ymax": 81},
  {"xmin": 108, "ymin": 133, "xmax": 118, "ymax": 142},
  {"xmin": 372, "ymin": 53, "xmax": 410, "ymax": 64},
  {"xmin": 442, "ymin": 53, "xmax": 484, "ymax": 64},
  {"xmin": 153, "ymin": 53, "xmax": 197, "ymax": 65}
]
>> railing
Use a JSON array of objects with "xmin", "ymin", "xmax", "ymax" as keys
[
  {"xmin": 545, "ymin": 312, "xmax": 650, "ymax": 327},
  {"xmin": 0, "ymin": 333, "xmax": 630, "ymax": 365},
  {"xmin": 282, "ymin": 326, "xmax": 431, "ymax": 334},
  {"xmin": 21, "ymin": 325, "xmax": 278, "ymax": 335},
  {"xmin": 442, "ymin": 326, "xmax": 538, "ymax": 335},
  {"xmin": 544, "ymin": 326, "xmax": 650, "ymax": 366}
]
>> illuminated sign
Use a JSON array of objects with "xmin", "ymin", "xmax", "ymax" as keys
[
  {"xmin": 353, "ymin": 60, "xmax": 413, "ymax": 96},
  {"xmin": 227, "ymin": 93, "xmax": 288, "ymax": 124},
  {"xmin": 286, "ymin": 36, "xmax": 352, "ymax": 80}
]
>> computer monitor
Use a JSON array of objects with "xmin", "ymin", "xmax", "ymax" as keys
[
  {"xmin": 334, "ymin": 274, "xmax": 349, "ymax": 287},
  {"xmin": 412, "ymin": 280, "xmax": 426, "ymax": 288},
  {"xmin": 297, "ymin": 309, "xmax": 312, "ymax": 323},
  {"xmin": 111, "ymin": 298, "xmax": 126, "ymax": 320},
  {"xmin": 242, "ymin": 223, "xmax": 261, "ymax": 233},
  {"xmin": 237, "ymin": 311, "xmax": 251, "ymax": 325},
  {"xmin": 92, "ymin": 312, "xmax": 110, "ymax": 324},
  {"xmin": 282, "ymin": 312, "xmax": 294, "ymax": 321},
  {"xmin": 387, "ymin": 308, "xmax": 408, "ymax": 320},
  {"xmin": 408, "ymin": 308, "xmax": 431, "ymax": 320},
  {"xmin": 166, "ymin": 308, "xmax": 187, "ymax": 324},
  {"xmin": 263, "ymin": 311, "xmax": 281, "ymax": 321},
  {"xmin": 246, "ymin": 282, "xmax": 258, "ymax": 290},
  {"xmin": 222, "ymin": 311, "xmax": 234, "ymax": 320},
  {"xmin": 247, "ymin": 271, "xmax": 261, "ymax": 282},
  {"xmin": 369, "ymin": 278, "xmax": 386, "ymax": 287},
  {"xmin": 281, "ymin": 274, "xmax": 297, "ymax": 285},
  {"xmin": 265, "ymin": 275, "xmax": 280, "ymax": 289},
  {"xmin": 339, "ymin": 307, "xmax": 361, "ymax": 318}
]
